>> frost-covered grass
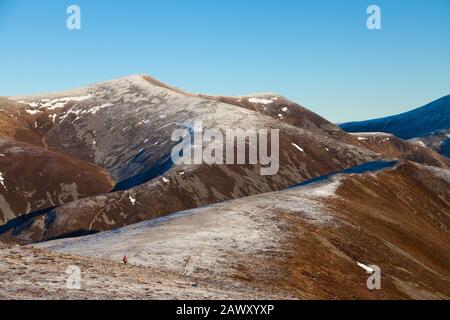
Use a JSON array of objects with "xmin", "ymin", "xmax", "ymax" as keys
[
  {"xmin": 0, "ymin": 243, "xmax": 277, "ymax": 299},
  {"xmin": 36, "ymin": 176, "xmax": 342, "ymax": 277}
]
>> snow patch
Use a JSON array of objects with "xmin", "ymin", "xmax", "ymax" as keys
[
  {"xmin": 357, "ymin": 262, "xmax": 374, "ymax": 273},
  {"xmin": 351, "ymin": 132, "xmax": 393, "ymax": 137},
  {"xmin": 248, "ymin": 98, "xmax": 273, "ymax": 105},
  {"xmin": 49, "ymin": 114, "xmax": 57, "ymax": 123},
  {"xmin": 292, "ymin": 143, "xmax": 304, "ymax": 153},
  {"xmin": 25, "ymin": 109, "xmax": 41, "ymax": 115},
  {"xmin": 61, "ymin": 95, "xmax": 92, "ymax": 102},
  {"xmin": 0, "ymin": 172, "xmax": 6, "ymax": 190},
  {"xmin": 16, "ymin": 95, "xmax": 92, "ymax": 111},
  {"xmin": 86, "ymin": 103, "xmax": 112, "ymax": 115}
]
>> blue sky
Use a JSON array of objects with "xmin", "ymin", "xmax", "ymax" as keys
[{"xmin": 0, "ymin": 0, "xmax": 449, "ymax": 122}]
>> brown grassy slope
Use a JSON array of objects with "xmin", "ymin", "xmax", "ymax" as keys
[
  {"xmin": 0, "ymin": 243, "xmax": 283, "ymax": 300},
  {"xmin": 0, "ymin": 138, "xmax": 115, "ymax": 224},
  {"xmin": 350, "ymin": 133, "xmax": 450, "ymax": 168},
  {"xmin": 202, "ymin": 94, "xmax": 450, "ymax": 169},
  {"xmin": 252, "ymin": 162, "xmax": 450, "ymax": 299},
  {"xmin": 33, "ymin": 161, "xmax": 450, "ymax": 300}
]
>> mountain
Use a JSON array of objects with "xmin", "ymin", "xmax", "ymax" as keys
[
  {"xmin": 339, "ymin": 95, "xmax": 450, "ymax": 156},
  {"xmin": 0, "ymin": 97, "xmax": 115, "ymax": 225},
  {"xmin": 36, "ymin": 161, "xmax": 450, "ymax": 299},
  {"xmin": 1, "ymin": 74, "xmax": 449, "ymax": 299},
  {"xmin": 1, "ymin": 75, "xmax": 448, "ymax": 243},
  {"xmin": 0, "ymin": 138, "xmax": 114, "ymax": 224}
]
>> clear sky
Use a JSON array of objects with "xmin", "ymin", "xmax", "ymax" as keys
[{"xmin": 0, "ymin": 0, "xmax": 449, "ymax": 122}]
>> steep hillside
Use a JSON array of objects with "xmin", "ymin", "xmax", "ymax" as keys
[
  {"xmin": 0, "ymin": 138, "xmax": 114, "ymax": 225},
  {"xmin": 1, "ymin": 75, "xmax": 448, "ymax": 243},
  {"xmin": 0, "ymin": 75, "xmax": 383, "ymax": 242},
  {"xmin": 348, "ymin": 132, "xmax": 449, "ymax": 167},
  {"xmin": 0, "ymin": 75, "xmax": 449, "ymax": 300},
  {"xmin": 36, "ymin": 161, "xmax": 450, "ymax": 299}
]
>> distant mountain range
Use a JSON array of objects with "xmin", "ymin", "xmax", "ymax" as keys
[{"xmin": 340, "ymin": 95, "xmax": 450, "ymax": 157}]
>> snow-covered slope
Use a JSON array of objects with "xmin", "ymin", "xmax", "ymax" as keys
[
  {"xmin": 36, "ymin": 162, "xmax": 450, "ymax": 299},
  {"xmin": 1, "ymin": 75, "xmax": 448, "ymax": 243},
  {"xmin": 1, "ymin": 74, "xmax": 450, "ymax": 299},
  {"xmin": 0, "ymin": 75, "xmax": 385, "ymax": 243}
]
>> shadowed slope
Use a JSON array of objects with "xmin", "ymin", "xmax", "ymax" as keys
[{"xmin": 340, "ymin": 95, "xmax": 450, "ymax": 156}]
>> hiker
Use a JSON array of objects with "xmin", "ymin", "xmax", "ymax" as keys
[{"xmin": 123, "ymin": 255, "xmax": 128, "ymax": 264}]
